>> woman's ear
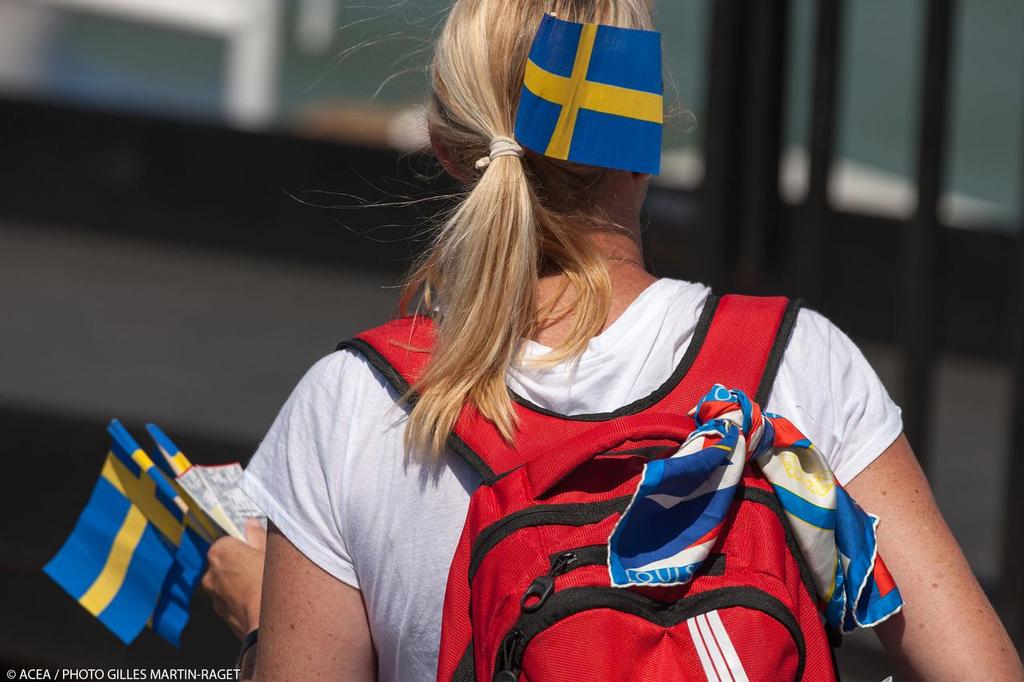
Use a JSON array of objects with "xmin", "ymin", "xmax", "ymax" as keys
[{"xmin": 429, "ymin": 126, "xmax": 467, "ymax": 182}]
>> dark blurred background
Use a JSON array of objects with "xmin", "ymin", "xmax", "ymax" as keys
[{"xmin": 0, "ymin": 1, "xmax": 1021, "ymax": 679}]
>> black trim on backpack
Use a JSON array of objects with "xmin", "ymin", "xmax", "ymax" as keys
[
  {"xmin": 700, "ymin": 551, "xmax": 727, "ymax": 577},
  {"xmin": 338, "ymin": 337, "xmax": 498, "ymax": 484},
  {"xmin": 754, "ymin": 298, "xmax": 803, "ymax": 406},
  {"xmin": 506, "ymin": 294, "xmax": 721, "ymax": 421},
  {"xmin": 548, "ymin": 544, "xmax": 608, "ymax": 570},
  {"xmin": 543, "ymin": 544, "xmax": 727, "ymax": 579},
  {"xmin": 451, "ymin": 643, "xmax": 475, "ymax": 682},
  {"xmin": 604, "ymin": 444, "xmax": 680, "ymax": 459},
  {"xmin": 494, "ymin": 586, "xmax": 806, "ymax": 681},
  {"xmin": 468, "ymin": 496, "xmax": 633, "ymax": 584},
  {"xmin": 338, "ymin": 293, "xmax": 796, "ymax": 483},
  {"xmin": 465, "ymin": 486, "xmax": 819, "ymax": 599}
]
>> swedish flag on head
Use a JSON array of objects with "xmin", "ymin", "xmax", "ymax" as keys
[{"xmin": 514, "ymin": 13, "xmax": 663, "ymax": 175}]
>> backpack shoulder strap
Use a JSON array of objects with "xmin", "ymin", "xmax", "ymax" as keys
[
  {"xmin": 677, "ymin": 293, "xmax": 802, "ymax": 407},
  {"xmin": 339, "ymin": 295, "xmax": 802, "ymax": 484},
  {"xmin": 337, "ymin": 315, "xmax": 435, "ymax": 398},
  {"xmin": 338, "ymin": 316, "xmax": 499, "ymax": 483}
]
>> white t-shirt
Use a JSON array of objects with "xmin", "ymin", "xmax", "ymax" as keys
[{"xmin": 240, "ymin": 278, "xmax": 902, "ymax": 681}]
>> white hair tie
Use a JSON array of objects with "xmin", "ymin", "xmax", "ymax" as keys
[{"xmin": 475, "ymin": 136, "xmax": 524, "ymax": 170}]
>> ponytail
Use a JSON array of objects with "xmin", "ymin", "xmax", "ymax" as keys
[{"xmin": 401, "ymin": 0, "xmax": 653, "ymax": 457}]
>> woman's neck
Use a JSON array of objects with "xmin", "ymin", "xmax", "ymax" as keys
[
  {"xmin": 533, "ymin": 229, "xmax": 657, "ymax": 348},
  {"xmin": 531, "ymin": 170, "xmax": 655, "ymax": 348}
]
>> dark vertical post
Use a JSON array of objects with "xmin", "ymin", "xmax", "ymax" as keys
[
  {"xmin": 737, "ymin": 0, "xmax": 790, "ymax": 287},
  {"xmin": 798, "ymin": 0, "xmax": 843, "ymax": 307},
  {"xmin": 700, "ymin": 0, "xmax": 790, "ymax": 292},
  {"xmin": 699, "ymin": 0, "xmax": 745, "ymax": 291},
  {"xmin": 1000, "ymin": 111, "xmax": 1024, "ymax": 651},
  {"xmin": 902, "ymin": 0, "xmax": 955, "ymax": 467}
]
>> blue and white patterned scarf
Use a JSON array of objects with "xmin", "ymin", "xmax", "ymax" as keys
[{"xmin": 608, "ymin": 385, "xmax": 904, "ymax": 632}]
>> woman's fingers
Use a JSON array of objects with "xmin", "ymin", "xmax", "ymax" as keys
[
  {"xmin": 202, "ymin": 530, "xmax": 266, "ymax": 640},
  {"xmin": 244, "ymin": 518, "xmax": 267, "ymax": 551}
]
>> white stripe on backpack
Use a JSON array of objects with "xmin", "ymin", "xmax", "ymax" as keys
[
  {"xmin": 687, "ymin": 616, "xmax": 720, "ymax": 681},
  {"xmin": 705, "ymin": 610, "xmax": 749, "ymax": 682},
  {"xmin": 687, "ymin": 610, "xmax": 750, "ymax": 682}
]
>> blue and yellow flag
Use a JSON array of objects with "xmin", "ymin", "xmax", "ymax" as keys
[
  {"xmin": 145, "ymin": 422, "xmax": 221, "ymax": 543},
  {"xmin": 44, "ymin": 420, "xmax": 213, "ymax": 646},
  {"xmin": 514, "ymin": 13, "xmax": 663, "ymax": 174},
  {"xmin": 144, "ymin": 422, "xmax": 213, "ymax": 646},
  {"xmin": 44, "ymin": 421, "xmax": 185, "ymax": 644},
  {"xmin": 151, "ymin": 524, "xmax": 208, "ymax": 646},
  {"xmin": 146, "ymin": 423, "xmax": 194, "ymax": 478}
]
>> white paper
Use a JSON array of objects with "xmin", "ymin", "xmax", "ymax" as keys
[{"xmin": 177, "ymin": 463, "xmax": 265, "ymax": 541}]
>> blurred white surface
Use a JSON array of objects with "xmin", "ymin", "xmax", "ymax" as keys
[{"xmin": 4, "ymin": 0, "xmax": 282, "ymax": 126}]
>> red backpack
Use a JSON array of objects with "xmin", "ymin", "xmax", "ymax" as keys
[{"xmin": 341, "ymin": 294, "xmax": 838, "ymax": 681}]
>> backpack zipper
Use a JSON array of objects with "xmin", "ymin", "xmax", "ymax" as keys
[
  {"xmin": 518, "ymin": 546, "xmax": 728, "ymax": 614},
  {"xmin": 492, "ymin": 586, "xmax": 806, "ymax": 681},
  {"xmin": 470, "ymin": 486, "xmax": 818, "ymax": 606},
  {"xmin": 468, "ymin": 496, "xmax": 631, "ymax": 583},
  {"xmin": 519, "ymin": 546, "xmax": 607, "ymax": 613},
  {"xmin": 493, "ymin": 630, "xmax": 524, "ymax": 682}
]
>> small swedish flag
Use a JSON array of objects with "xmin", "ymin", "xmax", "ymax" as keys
[
  {"xmin": 43, "ymin": 421, "xmax": 208, "ymax": 645},
  {"xmin": 514, "ymin": 14, "xmax": 664, "ymax": 175}
]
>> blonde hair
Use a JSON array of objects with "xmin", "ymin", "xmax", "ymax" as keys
[{"xmin": 401, "ymin": 0, "xmax": 656, "ymax": 456}]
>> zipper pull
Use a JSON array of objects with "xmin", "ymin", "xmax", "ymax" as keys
[
  {"xmin": 520, "ymin": 551, "xmax": 578, "ymax": 613},
  {"xmin": 493, "ymin": 630, "xmax": 524, "ymax": 682}
]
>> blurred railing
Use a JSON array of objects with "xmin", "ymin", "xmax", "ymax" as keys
[{"xmin": 698, "ymin": 0, "xmax": 1022, "ymax": 646}]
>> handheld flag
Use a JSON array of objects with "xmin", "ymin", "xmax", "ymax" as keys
[
  {"xmin": 43, "ymin": 421, "xmax": 184, "ymax": 644},
  {"xmin": 514, "ymin": 13, "xmax": 663, "ymax": 174},
  {"xmin": 150, "ymin": 524, "xmax": 209, "ymax": 646},
  {"xmin": 147, "ymin": 423, "xmax": 193, "ymax": 477},
  {"xmin": 44, "ymin": 421, "xmax": 213, "ymax": 646},
  {"xmin": 146, "ymin": 423, "xmax": 222, "ymax": 542},
  {"xmin": 148, "ymin": 423, "xmax": 242, "ymax": 540},
  {"xmin": 142, "ymin": 423, "xmax": 217, "ymax": 644},
  {"xmin": 46, "ymin": 420, "xmax": 260, "ymax": 645}
]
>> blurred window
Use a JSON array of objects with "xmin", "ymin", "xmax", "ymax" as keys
[{"xmin": 0, "ymin": 0, "xmax": 1018, "ymax": 226}]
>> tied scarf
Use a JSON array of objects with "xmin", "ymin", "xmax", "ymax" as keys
[{"xmin": 607, "ymin": 385, "xmax": 904, "ymax": 632}]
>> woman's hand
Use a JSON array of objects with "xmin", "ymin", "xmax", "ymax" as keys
[{"xmin": 202, "ymin": 518, "xmax": 267, "ymax": 640}]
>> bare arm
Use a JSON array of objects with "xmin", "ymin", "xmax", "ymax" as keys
[
  {"xmin": 244, "ymin": 522, "xmax": 376, "ymax": 681},
  {"xmin": 845, "ymin": 434, "xmax": 1022, "ymax": 680}
]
